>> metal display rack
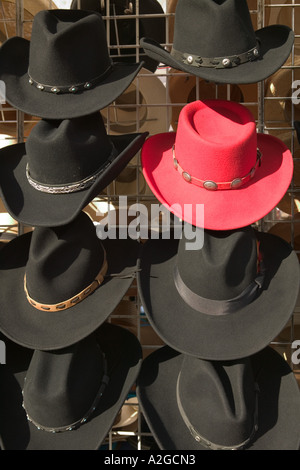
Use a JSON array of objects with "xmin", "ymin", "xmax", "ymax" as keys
[{"xmin": 0, "ymin": 0, "xmax": 299, "ymax": 451}]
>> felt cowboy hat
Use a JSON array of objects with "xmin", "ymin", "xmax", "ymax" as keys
[
  {"xmin": 109, "ymin": 297, "xmax": 165, "ymax": 359},
  {"xmin": 0, "ymin": 112, "xmax": 148, "ymax": 228},
  {"xmin": 71, "ymin": 0, "xmax": 166, "ymax": 73},
  {"xmin": 0, "ymin": 323, "xmax": 142, "ymax": 450},
  {"xmin": 168, "ymin": 69, "xmax": 244, "ymax": 131},
  {"xmin": 141, "ymin": 99, "xmax": 294, "ymax": 230},
  {"xmin": 136, "ymin": 345, "xmax": 300, "ymax": 450},
  {"xmin": 166, "ymin": 0, "xmax": 260, "ymax": 50},
  {"xmin": 264, "ymin": 0, "xmax": 300, "ymax": 44},
  {"xmin": 0, "ymin": 9, "xmax": 144, "ymax": 119},
  {"xmin": 137, "ymin": 225, "xmax": 300, "ymax": 361},
  {"xmin": 140, "ymin": 0, "xmax": 294, "ymax": 85},
  {"xmin": 101, "ymin": 67, "xmax": 169, "ymax": 137},
  {"xmin": 0, "ymin": 211, "xmax": 141, "ymax": 351}
]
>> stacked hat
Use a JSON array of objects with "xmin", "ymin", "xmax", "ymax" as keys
[
  {"xmin": 0, "ymin": 8, "xmax": 148, "ymax": 449},
  {"xmin": 135, "ymin": 0, "xmax": 300, "ymax": 450}
]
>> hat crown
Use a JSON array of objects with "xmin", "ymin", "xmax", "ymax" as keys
[
  {"xmin": 172, "ymin": 0, "xmax": 256, "ymax": 58},
  {"xmin": 23, "ymin": 335, "xmax": 106, "ymax": 430},
  {"xmin": 26, "ymin": 212, "xmax": 105, "ymax": 304},
  {"xmin": 25, "ymin": 113, "xmax": 114, "ymax": 186},
  {"xmin": 174, "ymin": 100, "xmax": 258, "ymax": 186},
  {"xmin": 28, "ymin": 10, "xmax": 112, "ymax": 87},
  {"xmin": 177, "ymin": 226, "xmax": 258, "ymax": 301},
  {"xmin": 177, "ymin": 355, "xmax": 257, "ymax": 448}
]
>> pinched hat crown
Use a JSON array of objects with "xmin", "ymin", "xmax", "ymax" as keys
[
  {"xmin": 172, "ymin": 0, "xmax": 257, "ymax": 63},
  {"xmin": 28, "ymin": 9, "xmax": 112, "ymax": 94},
  {"xmin": 23, "ymin": 335, "xmax": 109, "ymax": 432},
  {"xmin": 25, "ymin": 113, "xmax": 115, "ymax": 192},
  {"xmin": 25, "ymin": 212, "xmax": 106, "ymax": 308}
]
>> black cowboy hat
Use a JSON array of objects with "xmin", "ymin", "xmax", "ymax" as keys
[
  {"xmin": 71, "ymin": 0, "xmax": 166, "ymax": 73},
  {"xmin": 137, "ymin": 345, "xmax": 300, "ymax": 450},
  {"xmin": 0, "ymin": 112, "xmax": 147, "ymax": 227},
  {"xmin": 140, "ymin": 0, "xmax": 294, "ymax": 84},
  {"xmin": 0, "ymin": 323, "xmax": 142, "ymax": 450},
  {"xmin": 0, "ymin": 211, "xmax": 140, "ymax": 350},
  {"xmin": 0, "ymin": 9, "xmax": 144, "ymax": 119},
  {"xmin": 137, "ymin": 225, "xmax": 300, "ymax": 360}
]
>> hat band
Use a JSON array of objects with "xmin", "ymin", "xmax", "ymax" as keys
[
  {"xmin": 24, "ymin": 251, "xmax": 108, "ymax": 312},
  {"xmin": 174, "ymin": 264, "xmax": 265, "ymax": 316},
  {"xmin": 27, "ymin": 63, "xmax": 113, "ymax": 94},
  {"xmin": 171, "ymin": 41, "xmax": 260, "ymax": 69},
  {"xmin": 22, "ymin": 352, "xmax": 110, "ymax": 433},
  {"xmin": 172, "ymin": 146, "xmax": 262, "ymax": 190},
  {"xmin": 176, "ymin": 371, "xmax": 259, "ymax": 450},
  {"xmin": 25, "ymin": 146, "xmax": 118, "ymax": 194}
]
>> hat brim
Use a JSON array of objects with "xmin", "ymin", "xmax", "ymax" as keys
[
  {"xmin": 141, "ymin": 130, "xmax": 293, "ymax": 230},
  {"xmin": 0, "ymin": 37, "xmax": 144, "ymax": 119},
  {"xmin": 137, "ymin": 231, "xmax": 300, "ymax": 360},
  {"xmin": 0, "ymin": 323, "xmax": 142, "ymax": 450},
  {"xmin": 0, "ymin": 132, "xmax": 148, "ymax": 227},
  {"xmin": 136, "ymin": 345, "xmax": 300, "ymax": 450},
  {"xmin": 0, "ymin": 231, "xmax": 140, "ymax": 350},
  {"xmin": 140, "ymin": 25, "xmax": 294, "ymax": 84}
]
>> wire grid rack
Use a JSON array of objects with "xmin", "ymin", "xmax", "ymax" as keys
[{"xmin": 0, "ymin": 0, "xmax": 299, "ymax": 451}]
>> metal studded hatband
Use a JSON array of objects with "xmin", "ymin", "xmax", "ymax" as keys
[{"xmin": 172, "ymin": 145, "xmax": 262, "ymax": 190}]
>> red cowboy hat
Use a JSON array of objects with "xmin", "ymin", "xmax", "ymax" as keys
[{"xmin": 141, "ymin": 99, "xmax": 294, "ymax": 230}]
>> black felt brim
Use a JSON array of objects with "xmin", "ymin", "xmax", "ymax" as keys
[
  {"xmin": 0, "ymin": 323, "xmax": 142, "ymax": 450},
  {"xmin": 0, "ymin": 231, "xmax": 140, "ymax": 350},
  {"xmin": 0, "ymin": 37, "xmax": 144, "ymax": 119},
  {"xmin": 0, "ymin": 132, "xmax": 147, "ymax": 227},
  {"xmin": 137, "ymin": 345, "xmax": 300, "ymax": 450},
  {"xmin": 137, "ymin": 231, "xmax": 300, "ymax": 361},
  {"xmin": 140, "ymin": 25, "xmax": 294, "ymax": 84}
]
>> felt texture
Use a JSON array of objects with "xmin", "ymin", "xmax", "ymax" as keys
[
  {"xmin": 137, "ymin": 345, "xmax": 300, "ymax": 450},
  {"xmin": 137, "ymin": 229, "xmax": 300, "ymax": 360},
  {"xmin": 140, "ymin": 0, "xmax": 294, "ymax": 84},
  {"xmin": 71, "ymin": 0, "xmax": 166, "ymax": 73},
  {"xmin": 141, "ymin": 100, "xmax": 294, "ymax": 230},
  {"xmin": 0, "ymin": 323, "xmax": 142, "ymax": 450},
  {"xmin": 0, "ymin": 212, "xmax": 141, "ymax": 350},
  {"xmin": 25, "ymin": 114, "xmax": 114, "ymax": 185},
  {"xmin": 0, "ymin": 10, "xmax": 143, "ymax": 119}
]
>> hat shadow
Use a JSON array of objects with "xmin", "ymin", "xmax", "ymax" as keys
[
  {"xmin": 137, "ymin": 347, "xmax": 180, "ymax": 450},
  {"xmin": 0, "ymin": 154, "xmax": 25, "ymax": 217}
]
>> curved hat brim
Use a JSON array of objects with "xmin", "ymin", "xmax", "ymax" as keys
[
  {"xmin": 0, "ymin": 37, "xmax": 144, "ymax": 119},
  {"xmin": 0, "ymin": 231, "xmax": 140, "ymax": 350},
  {"xmin": 141, "ymin": 131, "xmax": 293, "ymax": 230},
  {"xmin": 140, "ymin": 25, "xmax": 294, "ymax": 84},
  {"xmin": 0, "ymin": 323, "xmax": 142, "ymax": 450},
  {"xmin": 136, "ymin": 345, "xmax": 300, "ymax": 450},
  {"xmin": 0, "ymin": 132, "xmax": 148, "ymax": 227},
  {"xmin": 137, "ymin": 231, "xmax": 300, "ymax": 360}
]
